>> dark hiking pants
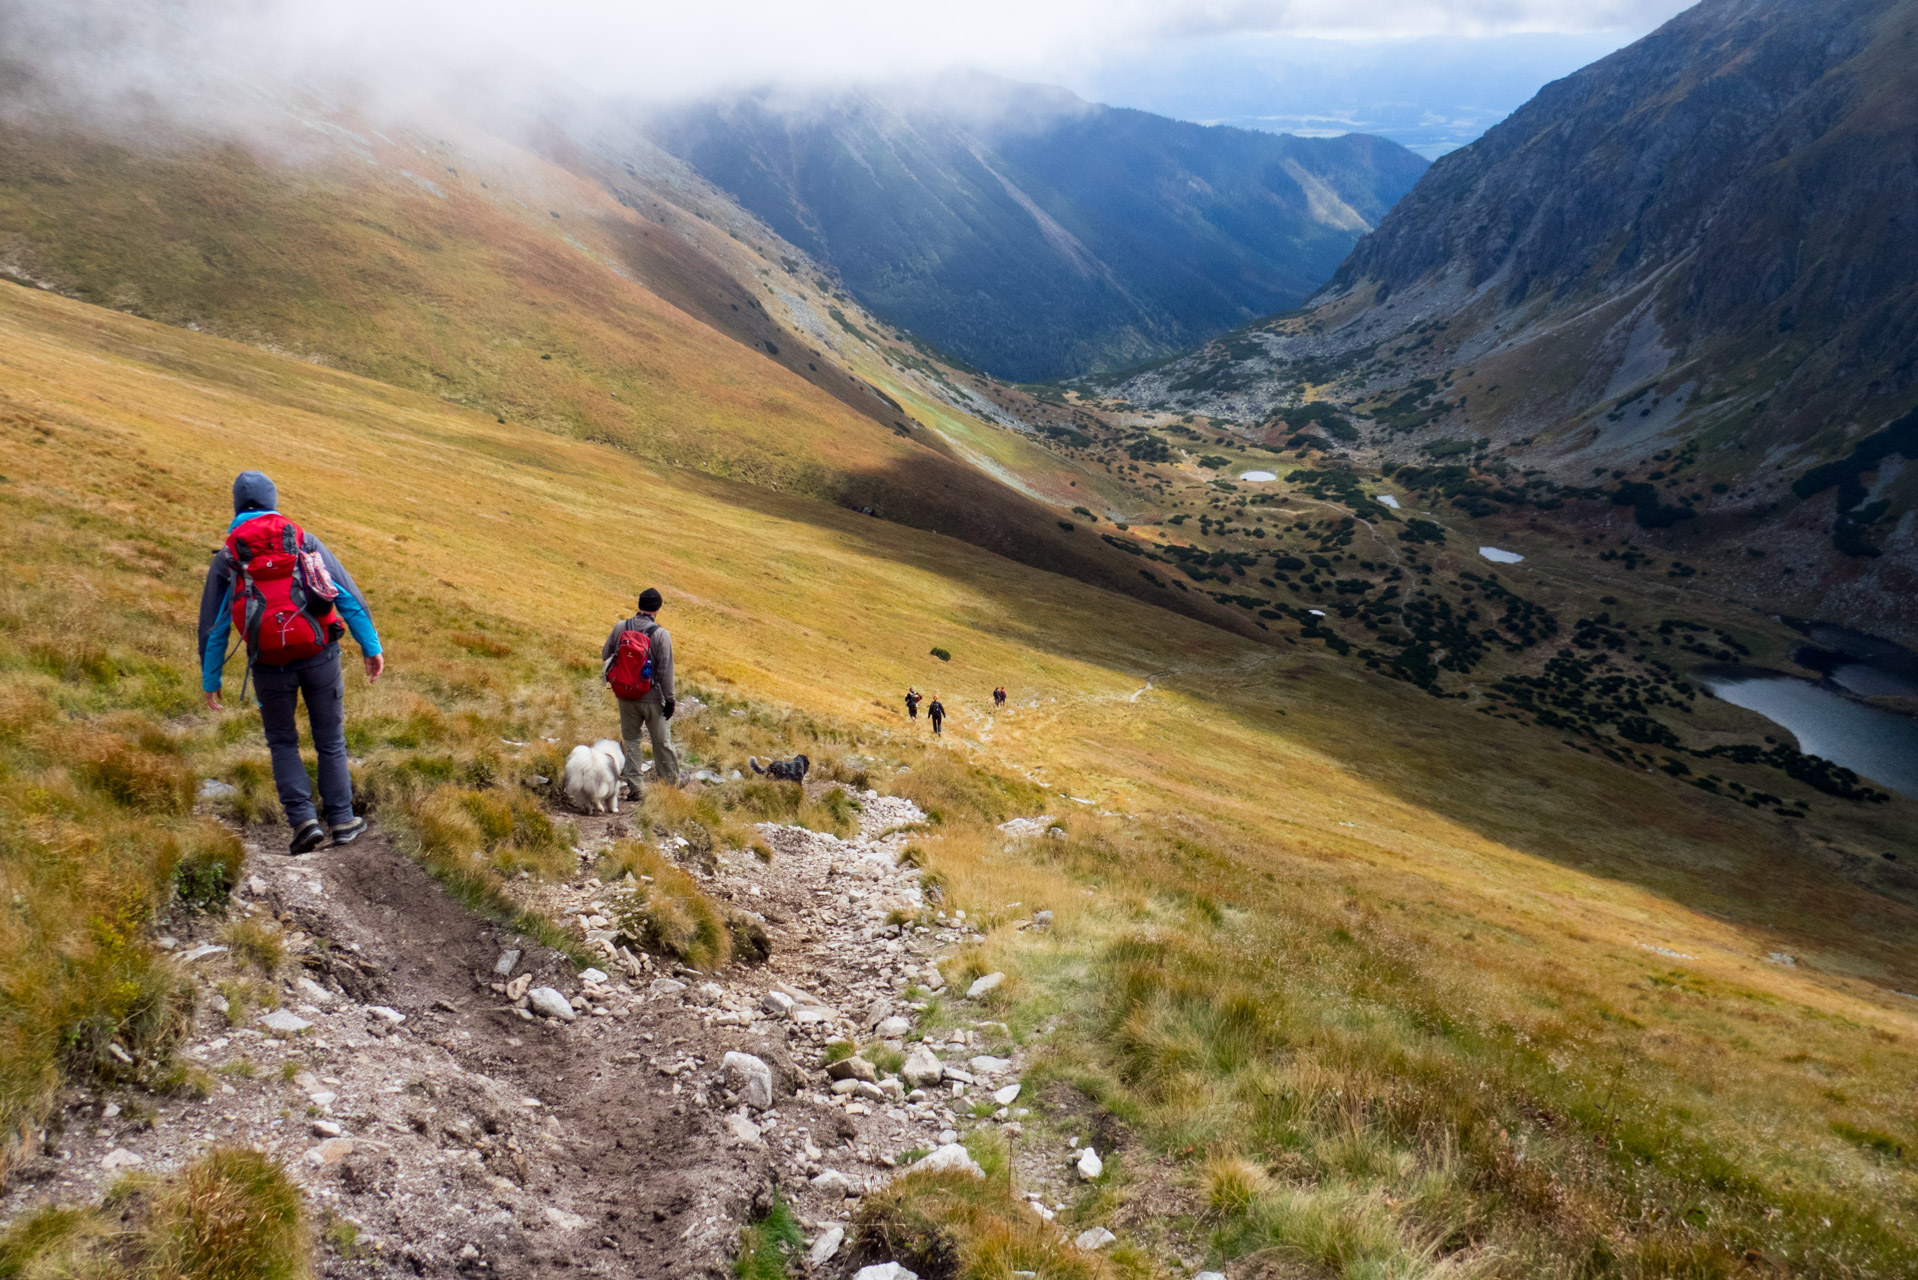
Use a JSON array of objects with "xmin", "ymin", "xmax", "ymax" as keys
[{"xmin": 255, "ymin": 649, "xmax": 354, "ymax": 829}]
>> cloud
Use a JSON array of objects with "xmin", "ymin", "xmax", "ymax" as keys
[{"xmin": 1, "ymin": 0, "xmax": 1696, "ymax": 109}]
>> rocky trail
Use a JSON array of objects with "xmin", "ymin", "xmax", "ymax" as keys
[{"xmin": 0, "ymin": 770, "xmax": 1102, "ymax": 1278}]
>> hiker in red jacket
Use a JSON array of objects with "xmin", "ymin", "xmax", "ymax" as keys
[
  {"xmin": 602, "ymin": 588, "xmax": 678, "ymax": 798},
  {"xmin": 196, "ymin": 471, "xmax": 384, "ymax": 854}
]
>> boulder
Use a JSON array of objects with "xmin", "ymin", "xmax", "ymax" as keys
[
  {"xmin": 100, "ymin": 1148, "xmax": 143, "ymax": 1172},
  {"xmin": 810, "ymin": 1169, "xmax": 856, "ymax": 1197},
  {"xmin": 853, "ymin": 1265, "xmax": 920, "ymax": 1280},
  {"xmin": 969, "ymin": 1055, "xmax": 1011, "ymax": 1076},
  {"xmin": 726, "ymin": 1113, "xmax": 763, "ymax": 1144},
  {"xmin": 1076, "ymin": 1147, "xmax": 1103, "ymax": 1180},
  {"xmin": 722, "ymin": 1051, "xmax": 775, "ymax": 1111},
  {"xmin": 826, "ymin": 1056, "xmax": 878, "ymax": 1083},
  {"xmin": 528, "ymin": 987, "xmax": 577, "ymax": 1022},
  {"xmin": 304, "ymin": 1138, "xmax": 354, "ymax": 1167},
  {"xmin": 1074, "ymin": 1227, "xmax": 1117, "ymax": 1250},
  {"xmin": 900, "ymin": 1046, "xmax": 945, "ymax": 1089},
  {"xmin": 965, "ymin": 972, "xmax": 1005, "ymax": 1000},
  {"xmin": 809, "ymin": 1225, "xmax": 845, "ymax": 1265},
  {"xmin": 258, "ymin": 1010, "xmax": 312, "ymax": 1035},
  {"xmin": 875, "ymin": 1015, "xmax": 912, "ymax": 1038},
  {"xmin": 992, "ymin": 1083, "xmax": 1022, "ymax": 1106},
  {"xmin": 578, "ymin": 967, "xmax": 608, "ymax": 985},
  {"xmin": 761, "ymin": 991, "xmax": 796, "ymax": 1017},
  {"xmin": 911, "ymin": 1143, "xmax": 984, "ymax": 1178},
  {"xmin": 543, "ymin": 1207, "xmax": 587, "ymax": 1231},
  {"xmin": 494, "ymin": 949, "xmax": 522, "ymax": 977}
]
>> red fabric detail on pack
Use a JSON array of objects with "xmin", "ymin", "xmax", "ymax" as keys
[{"xmin": 225, "ymin": 514, "xmax": 344, "ymax": 667}]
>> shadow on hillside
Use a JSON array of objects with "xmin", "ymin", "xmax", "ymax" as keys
[{"xmin": 704, "ymin": 459, "xmax": 1918, "ymax": 989}]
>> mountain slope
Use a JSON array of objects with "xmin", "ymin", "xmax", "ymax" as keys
[
  {"xmin": 0, "ymin": 84, "xmax": 1253, "ymax": 635},
  {"xmin": 645, "ymin": 77, "xmax": 1428, "ymax": 380},
  {"xmin": 1103, "ymin": 0, "xmax": 1918, "ymax": 642}
]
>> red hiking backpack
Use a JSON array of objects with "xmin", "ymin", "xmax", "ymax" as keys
[
  {"xmin": 606, "ymin": 624, "xmax": 657, "ymax": 701},
  {"xmin": 225, "ymin": 514, "xmax": 344, "ymax": 668}
]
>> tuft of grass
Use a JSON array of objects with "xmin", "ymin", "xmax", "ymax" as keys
[
  {"xmin": 0, "ymin": 1148, "xmax": 309, "ymax": 1280},
  {"xmin": 852, "ymin": 1132, "xmax": 1100, "ymax": 1280},
  {"xmin": 213, "ymin": 757, "xmax": 282, "ymax": 825},
  {"xmin": 173, "ymin": 820, "xmax": 245, "ymax": 912},
  {"xmin": 217, "ymin": 918, "xmax": 285, "ymax": 976},
  {"xmin": 733, "ymin": 1197, "xmax": 804, "ymax": 1280},
  {"xmin": 602, "ymin": 841, "xmax": 732, "ymax": 971}
]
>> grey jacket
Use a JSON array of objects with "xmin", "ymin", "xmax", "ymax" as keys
[{"xmin": 601, "ymin": 613, "xmax": 675, "ymax": 703}]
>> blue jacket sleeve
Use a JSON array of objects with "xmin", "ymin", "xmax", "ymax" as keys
[
  {"xmin": 308, "ymin": 536, "xmax": 381, "ymax": 656},
  {"xmin": 197, "ymin": 550, "xmax": 234, "ymax": 693}
]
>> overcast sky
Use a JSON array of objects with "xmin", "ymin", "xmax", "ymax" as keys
[{"xmin": 4, "ymin": 0, "xmax": 1697, "ymax": 148}]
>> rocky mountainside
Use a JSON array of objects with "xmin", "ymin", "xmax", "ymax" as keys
[
  {"xmin": 644, "ymin": 76, "xmax": 1427, "ymax": 380},
  {"xmin": 1101, "ymin": 0, "xmax": 1918, "ymax": 641}
]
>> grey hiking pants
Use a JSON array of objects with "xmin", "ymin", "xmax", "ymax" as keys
[
  {"xmin": 255, "ymin": 649, "xmax": 354, "ymax": 829},
  {"xmin": 618, "ymin": 697, "xmax": 679, "ymax": 790}
]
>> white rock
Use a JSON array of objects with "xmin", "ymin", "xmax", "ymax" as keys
[
  {"xmin": 792, "ymin": 1007, "xmax": 834, "ymax": 1025},
  {"xmin": 494, "ymin": 949, "xmax": 522, "ymax": 977},
  {"xmin": 694, "ymin": 982, "xmax": 725, "ymax": 1005},
  {"xmin": 901, "ymin": 1046, "xmax": 945, "ymax": 1089},
  {"xmin": 543, "ymin": 1207, "xmax": 587, "ymax": 1231},
  {"xmin": 1196, "ymin": 1273, "xmax": 1228, "ymax": 1280},
  {"xmin": 295, "ymin": 977, "xmax": 334, "ymax": 1004},
  {"xmin": 1074, "ymin": 1227, "xmax": 1117, "ymax": 1250},
  {"xmin": 854, "ymin": 1265, "xmax": 920, "ymax": 1280},
  {"xmin": 969, "ymin": 1055, "xmax": 1011, "ymax": 1076},
  {"xmin": 965, "ymin": 973, "xmax": 1004, "ymax": 1000},
  {"xmin": 100, "ymin": 1148, "xmax": 142, "ymax": 1172},
  {"xmin": 258, "ymin": 1010, "xmax": 312, "ymax": 1035},
  {"xmin": 649, "ymin": 977, "xmax": 687, "ymax": 997},
  {"xmin": 311, "ymin": 1120, "xmax": 343, "ymax": 1138},
  {"xmin": 1077, "ymin": 1147, "xmax": 1103, "ymax": 1180},
  {"xmin": 992, "ymin": 1083, "xmax": 1022, "ymax": 1106},
  {"xmin": 809, "ymin": 1225, "xmax": 845, "ymax": 1265},
  {"xmin": 810, "ymin": 1169, "xmax": 856, "ymax": 1197},
  {"xmin": 912, "ymin": 1143, "xmax": 984, "ymax": 1178},
  {"xmin": 579, "ymin": 967, "xmax": 608, "ymax": 985},
  {"xmin": 197, "ymin": 778, "xmax": 239, "ymax": 800},
  {"xmin": 181, "ymin": 944, "xmax": 228, "ymax": 963},
  {"xmin": 761, "ymin": 991, "xmax": 796, "ymax": 1016},
  {"xmin": 528, "ymin": 988, "xmax": 577, "ymax": 1022},
  {"xmin": 722, "ymin": 1051, "xmax": 775, "ymax": 1111},
  {"xmin": 726, "ymin": 1113, "xmax": 763, "ymax": 1144},
  {"xmin": 875, "ymin": 1015, "xmax": 912, "ymax": 1038},
  {"xmin": 364, "ymin": 1005, "xmax": 406, "ymax": 1024},
  {"xmin": 308, "ymin": 1091, "xmax": 337, "ymax": 1110}
]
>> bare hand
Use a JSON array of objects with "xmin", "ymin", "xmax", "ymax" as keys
[
  {"xmin": 204, "ymin": 689, "xmax": 223, "ymax": 711},
  {"xmin": 365, "ymin": 653, "xmax": 386, "ymax": 683}
]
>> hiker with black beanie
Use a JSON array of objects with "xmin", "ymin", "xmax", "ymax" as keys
[
  {"xmin": 602, "ymin": 587, "xmax": 678, "ymax": 798},
  {"xmin": 197, "ymin": 471, "xmax": 384, "ymax": 854}
]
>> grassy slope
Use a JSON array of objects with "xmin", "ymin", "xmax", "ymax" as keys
[
  {"xmin": 0, "ymin": 109, "xmax": 1240, "ymax": 637},
  {"xmin": 4, "ymin": 281, "xmax": 1918, "ymax": 1272}
]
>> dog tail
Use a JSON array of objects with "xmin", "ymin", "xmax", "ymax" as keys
[{"xmin": 748, "ymin": 756, "xmax": 766, "ymax": 775}]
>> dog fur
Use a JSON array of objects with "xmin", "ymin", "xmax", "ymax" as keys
[
  {"xmin": 748, "ymin": 753, "xmax": 810, "ymax": 783},
  {"xmin": 563, "ymin": 739, "xmax": 626, "ymax": 813}
]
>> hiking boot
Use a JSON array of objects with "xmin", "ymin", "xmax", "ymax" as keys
[
  {"xmin": 329, "ymin": 816, "xmax": 369, "ymax": 847},
  {"xmin": 289, "ymin": 820, "xmax": 326, "ymax": 855}
]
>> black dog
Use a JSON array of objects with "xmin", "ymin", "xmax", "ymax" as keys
[{"xmin": 748, "ymin": 754, "xmax": 810, "ymax": 783}]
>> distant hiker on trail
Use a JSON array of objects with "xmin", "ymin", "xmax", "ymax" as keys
[
  {"xmin": 928, "ymin": 696, "xmax": 945, "ymax": 736},
  {"xmin": 602, "ymin": 587, "xmax": 678, "ymax": 798},
  {"xmin": 197, "ymin": 470, "xmax": 383, "ymax": 855},
  {"xmin": 993, "ymin": 686, "xmax": 1006, "ymax": 708},
  {"xmin": 905, "ymin": 687, "xmax": 922, "ymax": 720}
]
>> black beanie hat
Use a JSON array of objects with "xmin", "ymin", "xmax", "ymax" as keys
[{"xmin": 638, "ymin": 588, "xmax": 663, "ymax": 612}]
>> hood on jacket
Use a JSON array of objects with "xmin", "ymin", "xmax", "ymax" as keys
[{"xmin": 232, "ymin": 470, "xmax": 278, "ymax": 515}]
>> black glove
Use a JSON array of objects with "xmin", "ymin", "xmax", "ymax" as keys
[{"xmin": 663, "ymin": 698, "xmax": 676, "ymax": 720}]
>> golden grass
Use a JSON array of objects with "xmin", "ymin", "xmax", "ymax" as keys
[
  {"xmin": 600, "ymin": 839, "xmax": 732, "ymax": 971},
  {"xmin": 0, "ymin": 1147, "xmax": 309, "ymax": 1280}
]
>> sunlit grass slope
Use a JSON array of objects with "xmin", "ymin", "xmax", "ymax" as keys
[{"xmin": 2, "ymin": 283, "xmax": 1916, "ymax": 1274}]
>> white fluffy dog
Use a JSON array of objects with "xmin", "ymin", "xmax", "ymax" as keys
[{"xmin": 562, "ymin": 739, "xmax": 626, "ymax": 814}]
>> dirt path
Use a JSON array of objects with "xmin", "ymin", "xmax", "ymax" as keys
[{"xmin": 1, "ymin": 773, "xmax": 1078, "ymax": 1277}]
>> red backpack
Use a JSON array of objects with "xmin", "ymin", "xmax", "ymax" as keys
[
  {"xmin": 225, "ymin": 514, "xmax": 343, "ymax": 667},
  {"xmin": 607, "ymin": 624, "xmax": 656, "ymax": 701}
]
